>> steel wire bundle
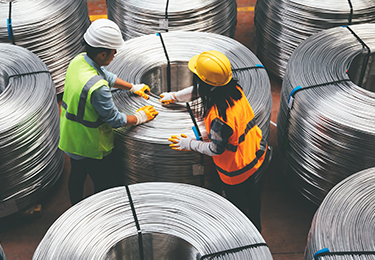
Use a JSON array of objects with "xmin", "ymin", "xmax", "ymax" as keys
[
  {"xmin": 0, "ymin": 43, "xmax": 64, "ymax": 218},
  {"xmin": 277, "ymin": 23, "xmax": 375, "ymax": 205},
  {"xmin": 254, "ymin": 0, "xmax": 375, "ymax": 79},
  {"xmin": 106, "ymin": 31, "xmax": 272, "ymax": 188},
  {"xmin": 0, "ymin": 244, "xmax": 6, "ymax": 260},
  {"xmin": 107, "ymin": 0, "xmax": 237, "ymax": 41},
  {"xmin": 304, "ymin": 167, "xmax": 375, "ymax": 260},
  {"xmin": 0, "ymin": 0, "xmax": 91, "ymax": 94},
  {"xmin": 33, "ymin": 182, "xmax": 273, "ymax": 259}
]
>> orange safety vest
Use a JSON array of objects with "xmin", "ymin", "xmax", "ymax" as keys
[{"xmin": 204, "ymin": 87, "xmax": 267, "ymax": 185}]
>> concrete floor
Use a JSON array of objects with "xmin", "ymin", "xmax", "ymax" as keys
[{"xmin": 0, "ymin": 1, "xmax": 317, "ymax": 259}]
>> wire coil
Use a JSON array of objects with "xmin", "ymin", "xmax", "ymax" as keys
[
  {"xmin": 254, "ymin": 0, "xmax": 375, "ymax": 79},
  {"xmin": 277, "ymin": 23, "xmax": 375, "ymax": 205},
  {"xmin": 107, "ymin": 0, "xmax": 237, "ymax": 40},
  {"xmin": 0, "ymin": 244, "xmax": 6, "ymax": 260},
  {"xmin": 33, "ymin": 182, "xmax": 273, "ymax": 259},
  {"xmin": 0, "ymin": 0, "xmax": 91, "ymax": 94},
  {"xmin": 0, "ymin": 43, "xmax": 64, "ymax": 218},
  {"xmin": 304, "ymin": 167, "xmax": 375, "ymax": 260},
  {"xmin": 106, "ymin": 31, "xmax": 272, "ymax": 188}
]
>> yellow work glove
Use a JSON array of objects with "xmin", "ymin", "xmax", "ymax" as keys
[
  {"xmin": 134, "ymin": 105, "xmax": 158, "ymax": 125},
  {"xmin": 130, "ymin": 84, "xmax": 150, "ymax": 100},
  {"xmin": 168, "ymin": 134, "xmax": 193, "ymax": 151}
]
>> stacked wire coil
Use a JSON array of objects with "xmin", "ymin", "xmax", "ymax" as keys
[
  {"xmin": 33, "ymin": 182, "xmax": 273, "ymax": 259},
  {"xmin": 107, "ymin": 0, "xmax": 237, "ymax": 40},
  {"xmin": 0, "ymin": 244, "xmax": 5, "ymax": 260},
  {"xmin": 0, "ymin": 0, "xmax": 91, "ymax": 94},
  {"xmin": 0, "ymin": 43, "xmax": 64, "ymax": 218},
  {"xmin": 277, "ymin": 23, "xmax": 375, "ymax": 205},
  {"xmin": 254, "ymin": 0, "xmax": 375, "ymax": 79},
  {"xmin": 106, "ymin": 31, "xmax": 272, "ymax": 188},
  {"xmin": 304, "ymin": 167, "xmax": 375, "ymax": 260}
]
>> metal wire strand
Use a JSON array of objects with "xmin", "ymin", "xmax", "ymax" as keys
[
  {"xmin": 33, "ymin": 182, "xmax": 273, "ymax": 259},
  {"xmin": 277, "ymin": 23, "xmax": 375, "ymax": 205},
  {"xmin": 254, "ymin": 0, "xmax": 375, "ymax": 79},
  {"xmin": 106, "ymin": 31, "xmax": 272, "ymax": 188},
  {"xmin": 304, "ymin": 167, "xmax": 375, "ymax": 260},
  {"xmin": 107, "ymin": 0, "xmax": 237, "ymax": 40},
  {"xmin": 0, "ymin": 0, "xmax": 91, "ymax": 94},
  {"xmin": 0, "ymin": 243, "xmax": 6, "ymax": 260},
  {"xmin": 0, "ymin": 43, "xmax": 64, "ymax": 218}
]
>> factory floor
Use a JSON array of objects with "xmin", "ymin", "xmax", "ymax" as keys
[{"xmin": 0, "ymin": 0, "xmax": 317, "ymax": 259}]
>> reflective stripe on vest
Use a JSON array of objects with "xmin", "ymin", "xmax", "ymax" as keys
[
  {"xmin": 61, "ymin": 75, "xmax": 104, "ymax": 128},
  {"xmin": 225, "ymin": 117, "xmax": 257, "ymax": 152},
  {"xmin": 216, "ymin": 139, "xmax": 267, "ymax": 177}
]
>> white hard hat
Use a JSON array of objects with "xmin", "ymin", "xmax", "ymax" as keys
[{"xmin": 83, "ymin": 19, "xmax": 124, "ymax": 49}]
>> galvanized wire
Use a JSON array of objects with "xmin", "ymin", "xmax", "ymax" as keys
[
  {"xmin": 0, "ymin": 0, "xmax": 91, "ymax": 94},
  {"xmin": 304, "ymin": 167, "xmax": 375, "ymax": 260},
  {"xmin": 277, "ymin": 23, "xmax": 375, "ymax": 205},
  {"xmin": 0, "ymin": 43, "xmax": 64, "ymax": 218},
  {"xmin": 254, "ymin": 0, "xmax": 375, "ymax": 79},
  {"xmin": 106, "ymin": 31, "xmax": 272, "ymax": 188},
  {"xmin": 0, "ymin": 244, "xmax": 6, "ymax": 260},
  {"xmin": 107, "ymin": 0, "xmax": 237, "ymax": 40},
  {"xmin": 33, "ymin": 182, "xmax": 273, "ymax": 259}
]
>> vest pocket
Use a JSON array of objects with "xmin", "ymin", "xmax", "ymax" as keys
[{"xmin": 98, "ymin": 124, "xmax": 114, "ymax": 151}]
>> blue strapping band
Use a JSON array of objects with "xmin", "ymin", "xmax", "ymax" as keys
[
  {"xmin": 314, "ymin": 248, "xmax": 330, "ymax": 259},
  {"xmin": 255, "ymin": 64, "xmax": 264, "ymax": 68},
  {"xmin": 192, "ymin": 126, "xmax": 200, "ymax": 141},
  {"xmin": 288, "ymin": 85, "xmax": 301, "ymax": 104},
  {"xmin": 7, "ymin": 18, "xmax": 12, "ymax": 40}
]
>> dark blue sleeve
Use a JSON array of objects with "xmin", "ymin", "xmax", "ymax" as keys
[{"xmin": 208, "ymin": 118, "xmax": 233, "ymax": 154}]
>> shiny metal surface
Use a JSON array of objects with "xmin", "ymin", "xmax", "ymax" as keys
[
  {"xmin": 0, "ymin": 0, "xmax": 91, "ymax": 94},
  {"xmin": 106, "ymin": 31, "xmax": 272, "ymax": 188},
  {"xmin": 304, "ymin": 167, "xmax": 375, "ymax": 260},
  {"xmin": 33, "ymin": 183, "xmax": 273, "ymax": 259},
  {"xmin": 0, "ymin": 43, "xmax": 64, "ymax": 218},
  {"xmin": 107, "ymin": 0, "xmax": 237, "ymax": 40},
  {"xmin": 255, "ymin": 0, "xmax": 375, "ymax": 79},
  {"xmin": 0, "ymin": 243, "xmax": 6, "ymax": 260},
  {"xmin": 277, "ymin": 24, "xmax": 375, "ymax": 205}
]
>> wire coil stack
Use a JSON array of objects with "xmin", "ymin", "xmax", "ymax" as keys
[
  {"xmin": 304, "ymin": 167, "xmax": 375, "ymax": 260},
  {"xmin": 0, "ymin": 43, "xmax": 64, "ymax": 218},
  {"xmin": 33, "ymin": 182, "xmax": 273, "ymax": 259},
  {"xmin": 0, "ymin": 243, "xmax": 6, "ymax": 260},
  {"xmin": 0, "ymin": 0, "xmax": 91, "ymax": 94},
  {"xmin": 107, "ymin": 0, "xmax": 237, "ymax": 40},
  {"xmin": 107, "ymin": 31, "xmax": 272, "ymax": 187},
  {"xmin": 277, "ymin": 23, "xmax": 375, "ymax": 205},
  {"xmin": 254, "ymin": 0, "xmax": 375, "ymax": 79}
]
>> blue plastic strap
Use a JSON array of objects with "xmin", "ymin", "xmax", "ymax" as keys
[
  {"xmin": 232, "ymin": 64, "xmax": 265, "ymax": 72},
  {"xmin": 192, "ymin": 126, "xmax": 200, "ymax": 141},
  {"xmin": 314, "ymin": 248, "xmax": 330, "ymax": 259},
  {"xmin": 287, "ymin": 85, "xmax": 301, "ymax": 109},
  {"xmin": 7, "ymin": 18, "xmax": 12, "ymax": 40}
]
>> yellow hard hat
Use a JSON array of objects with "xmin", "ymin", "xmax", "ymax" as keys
[{"xmin": 188, "ymin": 50, "xmax": 232, "ymax": 87}]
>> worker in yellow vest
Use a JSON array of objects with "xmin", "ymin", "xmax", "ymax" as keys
[
  {"xmin": 163, "ymin": 50, "xmax": 267, "ymax": 232},
  {"xmin": 59, "ymin": 19, "xmax": 158, "ymax": 206}
]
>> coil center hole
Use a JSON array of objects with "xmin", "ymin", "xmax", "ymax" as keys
[
  {"xmin": 140, "ymin": 61, "xmax": 194, "ymax": 95},
  {"xmin": 105, "ymin": 232, "xmax": 199, "ymax": 259},
  {"xmin": 347, "ymin": 51, "xmax": 375, "ymax": 92}
]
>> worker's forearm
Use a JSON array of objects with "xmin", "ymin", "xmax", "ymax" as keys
[{"xmin": 113, "ymin": 77, "xmax": 133, "ymax": 90}]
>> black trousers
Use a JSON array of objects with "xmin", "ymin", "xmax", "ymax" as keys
[
  {"xmin": 68, "ymin": 153, "xmax": 116, "ymax": 206},
  {"xmin": 222, "ymin": 174, "xmax": 262, "ymax": 233}
]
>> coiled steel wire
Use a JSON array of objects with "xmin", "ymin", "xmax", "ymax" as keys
[
  {"xmin": 106, "ymin": 31, "xmax": 272, "ymax": 188},
  {"xmin": 0, "ymin": 244, "xmax": 6, "ymax": 260},
  {"xmin": 0, "ymin": 0, "xmax": 91, "ymax": 94},
  {"xmin": 0, "ymin": 43, "xmax": 64, "ymax": 218},
  {"xmin": 304, "ymin": 167, "xmax": 375, "ymax": 260},
  {"xmin": 277, "ymin": 23, "xmax": 375, "ymax": 205},
  {"xmin": 33, "ymin": 182, "xmax": 273, "ymax": 259},
  {"xmin": 107, "ymin": 0, "xmax": 237, "ymax": 40},
  {"xmin": 254, "ymin": 0, "xmax": 375, "ymax": 79}
]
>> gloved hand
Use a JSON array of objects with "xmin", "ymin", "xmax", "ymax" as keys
[
  {"xmin": 130, "ymin": 84, "xmax": 150, "ymax": 100},
  {"xmin": 159, "ymin": 92, "xmax": 176, "ymax": 104},
  {"xmin": 134, "ymin": 105, "xmax": 158, "ymax": 125},
  {"xmin": 168, "ymin": 134, "xmax": 193, "ymax": 151}
]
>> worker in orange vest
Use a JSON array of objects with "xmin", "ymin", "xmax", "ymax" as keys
[{"xmin": 161, "ymin": 50, "xmax": 267, "ymax": 232}]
